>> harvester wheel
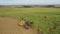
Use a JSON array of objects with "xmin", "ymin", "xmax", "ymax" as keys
[{"xmin": 23, "ymin": 24, "xmax": 29, "ymax": 29}]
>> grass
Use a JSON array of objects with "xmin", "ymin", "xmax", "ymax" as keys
[{"xmin": 0, "ymin": 7, "xmax": 60, "ymax": 34}]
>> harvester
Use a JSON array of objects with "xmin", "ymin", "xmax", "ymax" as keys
[{"xmin": 17, "ymin": 18, "xmax": 33, "ymax": 29}]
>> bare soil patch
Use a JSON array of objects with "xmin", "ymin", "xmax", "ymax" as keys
[{"xmin": 0, "ymin": 17, "xmax": 37, "ymax": 34}]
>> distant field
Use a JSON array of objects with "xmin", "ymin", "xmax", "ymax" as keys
[{"xmin": 0, "ymin": 7, "xmax": 60, "ymax": 34}]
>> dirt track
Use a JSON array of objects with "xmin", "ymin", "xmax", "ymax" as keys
[{"xmin": 0, "ymin": 17, "xmax": 37, "ymax": 34}]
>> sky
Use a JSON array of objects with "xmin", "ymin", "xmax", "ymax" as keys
[{"xmin": 0, "ymin": 0, "xmax": 60, "ymax": 5}]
